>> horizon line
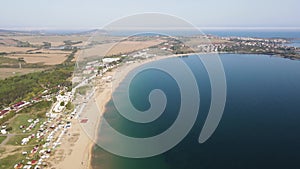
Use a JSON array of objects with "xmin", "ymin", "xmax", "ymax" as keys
[{"xmin": 1, "ymin": 26, "xmax": 300, "ymax": 31}]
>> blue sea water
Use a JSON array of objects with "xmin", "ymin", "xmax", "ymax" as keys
[
  {"xmin": 203, "ymin": 30, "xmax": 300, "ymax": 38},
  {"xmin": 108, "ymin": 29, "xmax": 300, "ymax": 48},
  {"xmin": 92, "ymin": 53, "xmax": 300, "ymax": 169},
  {"xmin": 107, "ymin": 29, "xmax": 300, "ymax": 39}
]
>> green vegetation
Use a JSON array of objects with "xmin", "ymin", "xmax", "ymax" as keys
[
  {"xmin": 18, "ymin": 101, "xmax": 52, "ymax": 118},
  {"xmin": 60, "ymin": 101, "xmax": 65, "ymax": 106},
  {"xmin": 0, "ymin": 100, "xmax": 51, "ymax": 127},
  {"xmin": 0, "ymin": 145, "xmax": 40, "ymax": 169},
  {"xmin": 0, "ymin": 147, "xmax": 5, "ymax": 153},
  {"xmin": 64, "ymin": 48, "xmax": 77, "ymax": 63},
  {"xmin": 65, "ymin": 101, "xmax": 74, "ymax": 112},
  {"xmin": 42, "ymin": 42, "xmax": 51, "ymax": 48},
  {"xmin": 0, "ymin": 101, "xmax": 50, "ymax": 167},
  {"xmin": 0, "ymin": 153, "xmax": 23, "ymax": 169},
  {"xmin": 63, "ymin": 40, "xmax": 82, "ymax": 46},
  {"xmin": 0, "ymin": 56, "xmax": 19, "ymax": 65},
  {"xmin": 76, "ymin": 85, "xmax": 90, "ymax": 95},
  {"xmin": 0, "ymin": 136, "xmax": 6, "ymax": 144},
  {"xmin": 8, "ymin": 113, "xmax": 46, "ymax": 134},
  {"xmin": 0, "ymin": 66, "xmax": 73, "ymax": 107},
  {"xmin": 0, "ymin": 44, "xmax": 78, "ymax": 169},
  {"xmin": 16, "ymin": 41, "xmax": 31, "ymax": 47},
  {"xmin": 0, "ymin": 111, "xmax": 15, "ymax": 126},
  {"xmin": 6, "ymin": 134, "xmax": 29, "ymax": 145}
]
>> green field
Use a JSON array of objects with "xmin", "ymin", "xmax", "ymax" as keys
[
  {"xmin": 0, "ymin": 136, "xmax": 6, "ymax": 144},
  {"xmin": 0, "ymin": 145, "xmax": 39, "ymax": 169},
  {"xmin": 8, "ymin": 113, "xmax": 46, "ymax": 134}
]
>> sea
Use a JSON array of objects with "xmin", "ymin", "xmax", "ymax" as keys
[
  {"xmin": 107, "ymin": 29, "xmax": 300, "ymax": 47},
  {"xmin": 91, "ymin": 31, "xmax": 300, "ymax": 169}
]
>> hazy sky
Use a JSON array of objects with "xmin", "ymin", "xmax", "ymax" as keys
[{"xmin": 1, "ymin": 0, "xmax": 299, "ymax": 30}]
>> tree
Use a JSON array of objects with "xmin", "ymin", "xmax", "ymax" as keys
[
  {"xmin": 6, "ymin": 127, "xmax": 12, "ymax": 131},
  {"xmin": 65, "ymin": 102, "xmax": 73, "ymax": 110},
  {"xmin": 60, "ymin": 102, "xmax": 65, "ymax": 106},
  {"xmin": 52, "ymin": 97, "xmax": 57, "ymax": 103}
]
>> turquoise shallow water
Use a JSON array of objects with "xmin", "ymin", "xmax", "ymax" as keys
[{"xmin": 92, "ymin": 54, "xmax": 300, "ymax": 169}]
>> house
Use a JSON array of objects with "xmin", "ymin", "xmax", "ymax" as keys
[
  {"xmin": 0, "ymin": 109, "xmax": 9, "ymax": 117},
  {"xmin": 13, "ymin": 101, "xmax": 30, "ymax": 110}
]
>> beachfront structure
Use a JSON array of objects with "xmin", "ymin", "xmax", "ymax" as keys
[
  {"xmin": 53, "ymin": 92, "xmax": 72, "ymax": 113},
  {"xmin": 102, "ymin": 57, "xmax": 120, "ymax": 64}
]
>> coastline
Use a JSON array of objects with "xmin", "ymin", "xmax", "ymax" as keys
[
  {"xmin": 48, "ymin": 51, "xmax": 300, "ymax": 169},
  {"xmin": 50, "ymin": 53, "xmax": 180, "ymax": 169},
  {"xmin": 89, "ymin": 54, "xmax": 182, "ymax": 169}
]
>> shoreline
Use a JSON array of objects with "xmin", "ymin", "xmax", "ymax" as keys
[
  {"xmin": 50, "ymin": 53, "xmax": 180, "ymax": 169},
  {"xmin": 53, "ymin": 51, "xmax": 298, "ymax": 169},
  {"xmin": 89, "ymin": 53, "xmax": 185, "ymax": 169}
]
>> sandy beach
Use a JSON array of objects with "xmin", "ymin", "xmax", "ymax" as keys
[{"xmin": 50, "ymin": 53, "xmax": 183, "ymax": 169}]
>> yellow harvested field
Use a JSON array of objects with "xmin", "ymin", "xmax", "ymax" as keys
[
  {"xmin": 79, "ymin": 43, "xmax": 115, "ymax": 60},
  {"xmin": 0, "ymin": 46, "xmax": 36, "ymax": 53},
  {"xmin": 78, "ymin": 39, "xmax": 164, "ymax": 61},
  {"xmin": 0, "ymin": 68, "xmax": 45, "ymax": 79},
  {"xmin": 106, "ymin": 40, "xmax": 164, "ymax": 56},
  {"xmin": 0, "ymin": 39, "xmax": 18, "ymax": 46},
  {"xmin": 7, "ymin": 53, "xmax": 68, "ymax": 65}
]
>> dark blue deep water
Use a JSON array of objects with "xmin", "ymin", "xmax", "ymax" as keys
[{"xmin": 92, "ymin": 54, "xmax": 300, "ymax": 169}]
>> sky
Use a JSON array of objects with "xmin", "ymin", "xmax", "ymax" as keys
[{"xmin": 0, "ymin": 0, "xmax": 300, "ymax": 30}]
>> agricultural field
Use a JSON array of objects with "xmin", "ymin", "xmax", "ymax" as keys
[
  {"xmin": 0, "ymin": 68, "xmax": 45, "ymax": 79},
  {"xmin": 7, "ymin": 53, "xmax": 69, "ymax": 65}
]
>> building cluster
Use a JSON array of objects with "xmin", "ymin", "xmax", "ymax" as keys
[
  {"xmin": 80, "ymin": 57, "xmax": 121, "ymax": 76},
  {"xmin": 11, "ymin": 88, "xmax": 77, "ymax": 169},
  {"xmin": 130, "ymin": 49, "xmax": 156, "ymax": 58},
  {"xmin": 218, "ymin": 37, "xmax": 297, "ymax": 53}
]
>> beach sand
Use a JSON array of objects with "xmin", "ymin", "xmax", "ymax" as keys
[{"xmin": 50, "ymin": 53, "xmax": 184, "ymax": 169}]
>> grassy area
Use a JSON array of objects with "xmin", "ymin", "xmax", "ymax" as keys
[
  {"xmin": 3, "ymin": 101, "xmax": 51, "ymax": 146},
  {"xmin": 8, "ymin": 114, "xmax": 46, "ymax": 134},
  {"xmin": 0, "ymin": 148, "xmax": 38, "ymax": 169},
  {"xmin": 0, "ymin": 145, "xmax": 41, "ymax": 169},
  {"xmin": 0, "ymin": 136, "xmax": 6, "ymax": 144},
  {"xmin": 6, "ymin": 135, "xmax": 42, "ymax": 147},
  {"xmin": 0, "ymin": 56, "xmax": 19, "ymax": 65},
  {"xmin": 76, "ymin": 85, "xmax": 91, "ymax": 95},
  {"xmin": 65, "ymin": 101, "xmax": 75, "ymax": 113},
  {"xmin": 0, "ymin": 101, "xmax": 51, "ymax": 126},
  {"xmin": 0, "ymin": 147, "xmax": 5, "ymax": 154},
  {"xmin": 18, "ymin": 101, "xmax": 52, "ymax": 117},
  {"xmin": 0, "ymin": 153, "xmax": 23, "ymax": 169},
  {"xmin": 6, "ymin": 134, "xmax": 29, "ymax": 146}
]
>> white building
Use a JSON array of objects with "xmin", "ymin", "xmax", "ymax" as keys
[{"xmin": 102, "ymin": 58, "xmax": 120, "ymax": 64}]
